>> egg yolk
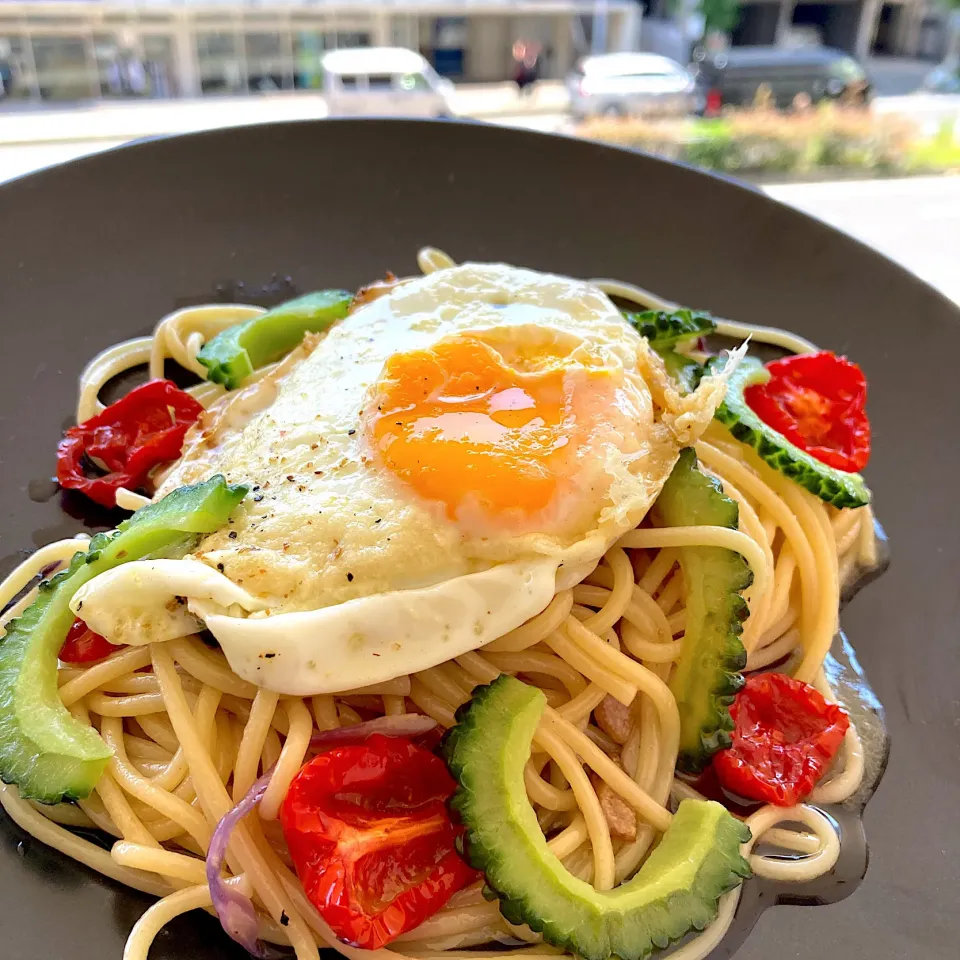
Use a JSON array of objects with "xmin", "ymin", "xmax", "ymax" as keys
[{"xmin": 366, "ymin": 332, "xmax": 617, "ymax": 532}]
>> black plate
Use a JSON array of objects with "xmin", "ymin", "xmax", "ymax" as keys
[{"xmin": 0, "ymin": 120, "xmax": 958, "ymax": 960}]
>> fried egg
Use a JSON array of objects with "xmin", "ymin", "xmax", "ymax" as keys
[{"xmin": 72, "ymin": 262, "xmax": 730, "ymax": 694}]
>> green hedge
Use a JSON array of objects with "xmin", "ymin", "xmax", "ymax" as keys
[{"xmin": 579, "ymin": 105, "xmax": 960, "ymax": 178}]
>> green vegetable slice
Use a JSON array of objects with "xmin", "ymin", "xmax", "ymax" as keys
[
  {"xmin": 653, "ymin": 448, "xmax": 752, "ymax": 772},
  {"xmin": 443, "ymin": 675, "xmax": 751, "ymax": 960},
  {"xmin": 0, "ymin": 475, "xmax": 247, "ymax": 802},
  {"xmin": 197, "ymin": 290, "xmax": 352, "ymax": 389},
  {"xmin": 622, "ymin": 308, "xmax": 716, "ymax": 349},
  {"xmin": 708, "ymin": 355, "xmax": 871, "ymax": 507},
  {"xmin": 658, "ymin": 348, "xmax": 704, "ymax": 394},
  {"xmin": 622, "ymin": 309, "xmax": 714, "ymax": 394}
]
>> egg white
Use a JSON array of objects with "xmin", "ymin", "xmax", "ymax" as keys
[
  {"xmin": 75, "ymin": 262, "xmax": 728, "ymax": 694},
  {"xmin": 69, "ymin": 557, "xmax": 557, "ymax": 694}
]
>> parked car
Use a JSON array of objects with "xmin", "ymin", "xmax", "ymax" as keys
[
  {"xmin": 322, "ymin": 48, "xmax": 455, "ymax": 118},
  {"xmin": 692, "ymin": 46, "xmax": 871, "ymax": 113},
  {"xmin": 567, "ymin": 52, "xmax": 701, "ymax": 120},
  {"xmin": 923, "ymin": 59, "xmax": 960, "ymax": 94}
]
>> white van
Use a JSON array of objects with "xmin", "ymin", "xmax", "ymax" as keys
[{"xmin": 322, "ymin": 48, "xmax": 456, "ymax": 118}]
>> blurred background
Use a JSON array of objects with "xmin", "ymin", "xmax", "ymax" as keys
[{"xmin": 1, "ymin": 0, "xmax": 957, "ymax": 303}]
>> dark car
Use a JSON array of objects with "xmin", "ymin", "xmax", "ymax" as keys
[{"xmin": 692, "ymin": 46, "xmax": 870, "ymax": 113}]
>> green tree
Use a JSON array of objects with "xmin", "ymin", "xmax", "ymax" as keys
[{"xmin": 699, "ymin": 0, "xmax": 743, "ymax": 36}]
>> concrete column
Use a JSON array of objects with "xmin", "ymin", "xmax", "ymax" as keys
[
  {"xmin": 892, "ymin": 3, "xmax": 912, "ymax": 55},
  {"xmin": 21, "ymin": 31, "xmax": 41, "ymax": 101},
  {"xmin": 172, "ymin": 15, "xmax": 200, "ymax": 97},
  {"xmin": 281, "ymin": 17, "xmax": 295, "ymax": 90},
  {"xmin": 854, "ymin": 0, "xmax": 882, "ymax": 60},
  {"xmin": 373, "ymin": 13, "xmax": 391, "ymax": 47},
  {"xmin": 390, "ymin": 15, "xmax": 417, "ymax": 51},
  {"xmin": 592, "ymin": 0, "xmax": 610, "ymax": 54},
  {"xmin": 468, "ymin": 15, "xmax": 508, "ymax": 81},
  {"xmin": 84, "ymin": 27, "xmax": 100, "ymax": 99},
  {"xmin": 552, "ymin": 15, "xmax": 574, "ymax": 76},
  {"xmin": 612, "ymin": 6, "xmax": 642, "ymax": 51},
  {"xmin": 235, "ymin": 19, "xmax": 248, "ymax": 93},
  {"xmin": 775, "ymin": 0, "xmax": 796, "ymax": 44},
  {"xmin": 903, "ymin": 2, "xmax": 926, "ymax": 57}
]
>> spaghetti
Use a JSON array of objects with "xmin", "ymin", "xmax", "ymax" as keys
[{"xmin": 0, "ymin": 250, "xmax": 878, "ymax": 960}]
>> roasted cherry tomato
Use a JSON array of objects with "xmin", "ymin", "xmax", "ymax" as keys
[
  {"xmin": 280, "ymin": 733, "xmax": 476, "ymax": 949},
  {"xmin": 57, "ymin": 379, "xmax": 203, "ymax": 508},
  {"xmin": 713, "ymin": 672, "xmax": 850, "ymax": 807},
  {"xmin": 744, "ymin": 351, "xmax": 870, "ymax": 472},
  {"xmin": 59, "ymin": 618, "xmax": 122, "ymax": 664}
]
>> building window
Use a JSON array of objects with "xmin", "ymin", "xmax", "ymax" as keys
[
  {"xmin": 399, "ymin": 72, "xmax": 431, "ymax": 91},
  {"xmin": 244, "ymin": 32, "xmax": 290, "ymax": 91},
  {"xmin": 196, "ymin": 31, "xmax": 244, "ymax": 94},
  {"xmin": 93, "ymin": 34, "xmax": 154, "ymax": 98},
  {"xmin": 294, "ymin": 30, "xmax": 327, "ymax": 90},
  {"xmin": 391, "ymin": 15, "xmax": 419, "ymax": 50},
  {"xmin": 143, "ymin": 35, "xmax": 177, "ymax": 98},
  {"xmin": 429, "ymin": 18, "xmax": 467, "ymax": 79},
  {"xmin": 333, "ymin": 32, "xmax": 372, "ymax": 49},
  {"xmin": 32, "ymin": 35, "xmax": 94, "ymax": 101},
  {"xmin": 0, "ymin": 36, "xmax": 34, "ymax": 100}
]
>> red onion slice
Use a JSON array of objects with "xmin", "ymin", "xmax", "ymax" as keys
[
  {"xmin": 309, "ymin": 713, "xmax": 437, "ymax": 749},
  {"xmin": 207, "ymin": 713, "xmax": 437, "ymax": 955},
  {"xmin": 206, "ymin": 770, "xmax": 273, "ymax": 958}
]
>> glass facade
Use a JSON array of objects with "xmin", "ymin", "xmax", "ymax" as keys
[
  {"xmin": 244, "ymin": 31, "xmax": 289, "ymax": 92},
  {"xmin": 196, "ymin": 31, "xmax": 244, "ymax": 94},
  {"xmin": 0, "ymin": 2, "xmax": 598, "ymax": 100},
  {"xmin": 93, "ymin": 32, "xmax": 177, "ymax": 98},
  {"xmin": 32, "ymin": 35, "xmax": 94, "ymax": 100},
  {"xmin": 143, "ymin": 35, "xmax": 178, "ymax": 98},
  {"xmin": 292, "ymin": 30, "xmax": 372, "ymax": 90},
  {"xmin": 293, "ymin": 30, "xmax": 326, "ymax": 90},
  {"xmin": 0, "ymin": 35, "xmax": 32, "ymax": 100},
  {"xmin": 0, "ymin": 13, "xmax": 378, "ymax": 102}
]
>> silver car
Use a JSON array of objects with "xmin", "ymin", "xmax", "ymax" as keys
[{"xmin": 567, "ymin": 52, "xmax": 700, "ymax": 120}]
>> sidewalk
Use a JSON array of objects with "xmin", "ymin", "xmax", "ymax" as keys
[
  {"xmin": 452, "ymin": 81, "xmax": 566, "ymax": 118},
  {"xmin": 874, "ymin": 93, "xmax": 960, "ymax": 135},
  {"xmin": 0, "ymin": 82, "xmax": 568, "ymax": 146},
  {"xmin": 765, "ymin": 176, "xmax": 960, "ymax": 305},
  {"xmin": 865, "ymin": 56, "xmax": 933, "ymax": 97}
]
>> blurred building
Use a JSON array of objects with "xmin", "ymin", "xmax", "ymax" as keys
[
  {"xmin": 0, "ymin": 0, "xmax": 641, "ymax": 101},
  {"xmin": 642, "ymin": 0, "xmax": 953, "ymax": 61}
]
